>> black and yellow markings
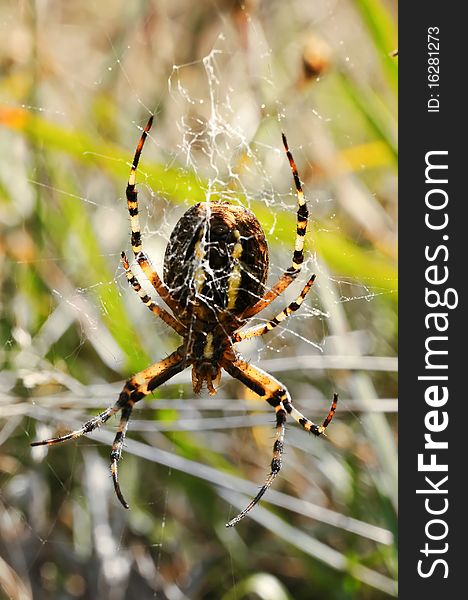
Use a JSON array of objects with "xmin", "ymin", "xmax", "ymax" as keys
[
  {"xmin": 110, "ymin": 402, "xmax": 135, "ymax": 509},
  {"xmin": 282, "ymin": 393, "xmax": 338, "ymax": 436},
  {"xmin": 282, "ymin": 132, "xmax": 304, "ymax": 195},
  {"xmin": 271, "ymin": 405, "xmax": 286, "ymax": 474},
  {"xmin": 121, "ymin": 252, "xmax": 186, "ymax": 334},
  {"xmin": 118, "ymin": 351, "xmax": 186, "ymax": 409},
  {"xmin": 226, "ymin": 393, "xmax": 287, "ymax": 527},
  {"xmin": 123, "ymin": 116, "xmax": 183, "ymax": 314},
  {"xmin": 107, "ymin": 348, "xmax": 187, "ymax": 509},
  {"xmin": 282, "ymin": 132, "xmax": 309, "ymax": 271},
  {"xmin": 222, "ymin": 358, "xmax": 275, "ymax": 399},
  {"xmin": 135, "ymin": 251, "xmax": 181, "ymax": 316},
  {"xmin": 126, "ymin": 187, "xmax": 142, "ymax": 255},
  {"xmin": 224, "ymin": 355, "xmax": 337, "ymax": 439},
  {"xmin": 132, "ymin": 115, "xmax": 153, "ymax": 169},
  {"xmin": 226, "ymin": 229, "xmax": 243, "ymax": 311},
  {"xmin": 127, "ymin": 348, "xmax": 186, "ymax": 396},
  {"xmin": 126, "ymin": 116, "xmax": 153, "ymax": 255},
  {"xmin": 203, "ymin": 332, "xmax": 214, "ymax": 359},
  {"xmin": 268, "ymin": 272, "xmax": 315, "ymax": 324},
  {"xmin": 110, "ymin": 403, "xmax": 135, "ymax": 460},
  {"xmin": 223, "ymin": 357, "xmax": 293, "ymax": 415},
  {"xmin": 30, "ymin": 405, "xmax": 119, "ymax": 447},
  {"xmin": 31, "ymin": 348, "xmax": 186, "ymax": 452},
  {"xmin": 122, "ymin": 251, "xmax": 151, "ymax": 305},
  {"xmin": 236, "ymin": 273, "xmax": 316, "ymax": 341},
  {"xmin": 193, "ymin": 228, "xmax": 207, "ymax": 295},
  {"xmin": 124, "ymin": 116, "xmax": 152, "ymax": 258},
  {"xmin": 272, "ymin": 378, "xmax": 338, "ymax": 436},
  {"xmin": 240, "ymin": 133, "xmax": 310, "ymax": 320},
  {"xmin": 119, "ymin": 351, "xmax": 185, "ymax": 404}
]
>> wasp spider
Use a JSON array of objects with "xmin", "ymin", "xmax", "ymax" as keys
[{"xmin": 32, "ymin": 116, "xmax": 337, "ymax": 527}]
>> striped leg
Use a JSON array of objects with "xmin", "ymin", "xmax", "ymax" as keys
[
  {"xmin": 126, "ymin": 115, "xmax": 181, "ymax": 314},
  {"xmin": 284, "ymin": 392, "xmax": 338, "ymax": 436},
  {"xmin": 222, "ymin": 357, "xmax": 288, "ymax": 526},
  {"xmin": 222, "ymin": 356, "xmax": 337, "ymax": 526},
  {"xmin": 121, "ymin": 251, "xmax": 186, "ymax": 336},
  {"xmin": 234, "ymin": 274, "xmax": 316, "ymax": 342},
  {"xmin": 30, "ymin": 406, "xmax": 119, "ymax": 447},
  {"xmin": 108, "ymin": 347, "xmax": 187, "ymax": 508},
  {"xmin": 224, "ymin": 357, "xmax": 336, "ymax": 435},
  {"xmin": 282, "ymin": 132, "xmax": 309, "ymax": 272},
  {"xmin": 222, "ymin": 358, "xmax": 286, "ymax": 527},
  {"xmin": 32, "ymin": 348, "xmax": 188, "ymax": 509},
  {"xmin": 226, "ymin": 404, "xmax": 286, "ymax": 528},
  {"xmin": 109, "ymin": 403, "xmax": 134, "ymax": 508},
  {"xmin": 242, "ymin": 133, "xmax": 309, "ymax": 319}
]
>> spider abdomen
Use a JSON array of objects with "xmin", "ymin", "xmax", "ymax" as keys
[{"xmin": 163, "ymin": 202, "xmax": 269, "ymax": 317}]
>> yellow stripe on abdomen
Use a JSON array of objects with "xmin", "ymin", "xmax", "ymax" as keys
[{"xmin": 226, "ymin": 230, "xmax": 243, "ymax": 310}]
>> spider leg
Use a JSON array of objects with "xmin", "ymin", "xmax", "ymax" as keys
[
  {"xmin": 121, "ymin": 251, "xmax": 186, "ymax": 336},
  {"xmin": 222, "ymin": 355, "xmax": 337, "ymax": 526},
  {"xmin": 31, "ymin": 347, "xmax": 188, "ymax": 508},
  {"xmin": 109, "ymin": 348, "xmax": 188, "ymax": 508},
  {"xmin": 222, "ymin": 356, "xmax": 287, "ymax": 526},
  {"xmin": 241, "ymin": 133, "xmax": 309, "ymax": 319},
  {"xmin": 126, "ymin": 115, "xmax": 181, "ymax": 314},
  {"xmin": 226, "ymin": 404, "xmax": 285, "ymax": 528},
  {"xmin": 30, "ymin": 406, "xmax": 119, "ymax": 446},
  {"xmin": 234, "ymin": 274, "xmax": 316, "ymax": 342}
]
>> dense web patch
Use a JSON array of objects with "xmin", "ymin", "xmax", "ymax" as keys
[{"xmin": 147, "ymin": 41, "xmax": 339, "ymax": 359}]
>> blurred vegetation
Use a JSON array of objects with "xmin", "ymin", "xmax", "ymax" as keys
[{"xmin": 0, "ymin": 0, "xmax": 397, "ymax": 599}]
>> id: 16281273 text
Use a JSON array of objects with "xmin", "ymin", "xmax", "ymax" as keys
[{"xmin": 427, "ymin": 26, "xmax": 440, "ymax": 113}]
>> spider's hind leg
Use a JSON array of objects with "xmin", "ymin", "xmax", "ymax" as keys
[
  {"xmin": 110, "ymin": 400, "xmax": 135, "ymax": 509},
  {"xmin": 222, "ymin": 356, "xmax": 337, "ymax": 526},
  {"xmin": 284, "ymin": 392, "xmax": 338, "ymax": 436},
  {"xmin": 222, "ymin": 357, "xmax": 290, "ymax": 526},
  {"xmin": 225, "ymin": 403, "xmax": 286, "ymax": 528}
]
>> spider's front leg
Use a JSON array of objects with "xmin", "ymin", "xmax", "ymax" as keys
[
  {"xmin": 222, "ymin": 355, "xmax": 337, "ymax": 526},
  {"xmin": 32, "ymin": 347, "xmax": 188, "ymax": 509},
  {"xmin": 125, "ymin": 115, "xmax": 181, "ymax": 315},
  {"xmin": 241, "ymin": 133, "xmax": 309, "ymax": 320}
]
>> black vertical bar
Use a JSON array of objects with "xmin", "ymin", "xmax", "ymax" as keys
[{"xmin": 400, "ymin": 3, "xmax": 464, "ymax": 597}]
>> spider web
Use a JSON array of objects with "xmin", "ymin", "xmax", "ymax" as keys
[{"xmin": 0, "ymin": 2, "xmax": 398, "ymax": 598}]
